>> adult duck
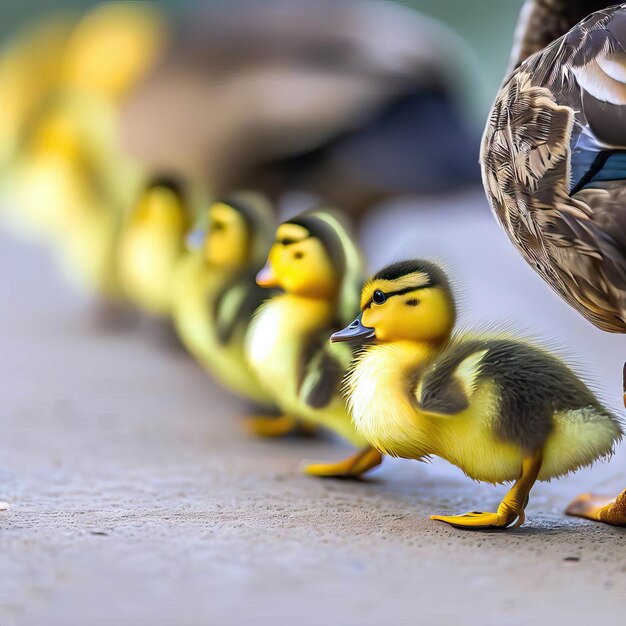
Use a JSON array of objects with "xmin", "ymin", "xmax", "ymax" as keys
[{"xmin": 481, "ymin": 0, "xmax": 626, "ymax": 525}]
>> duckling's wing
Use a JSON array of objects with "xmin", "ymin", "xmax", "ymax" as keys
[
  {"xmin": 214, "ymin": 272, "xmax": 271, "ymax": 345},
  {"xmin": 416, "ymin": 342, "xmax": 488, "ymax": 415},
  {"xmin": 299, "ymin": 333, "xmax": 355, "ymax": 410},
  {"xmin": 482, "ymin": 5, "xmax": 626, "ymax": 332}
]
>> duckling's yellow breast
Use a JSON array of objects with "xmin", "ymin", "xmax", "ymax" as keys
[
  {"xmin": 246, "ymin": 295, "xmax": 366, "ymax": 445},
  {"xmin": 172, "ymin": 255, "xmax": 272, "ymax": 407},
  {"xmin": 347, "ymin": 343, "xmax": 526, "ymax": 483},
  {"xmin": 118, "ymin": 216, "xmax": 185, "ymax": 315},
  {"xmin": 346, "ymin": 343, "xmax": 435, "ymax": 459}
]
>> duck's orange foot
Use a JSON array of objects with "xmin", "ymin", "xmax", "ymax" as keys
[
  {"xmin": 303, "ymin": 447, "xmax": 382, "ymax": 479},
  {"xmin": 431, "ymin": 508, "xmax": 523, "ymax": 530},
  {"xmin": 243, "ymin": 415, "xmax": 306, "ymax": 438},
  {"xmin": 565, "ymin": 490, "xmax": 626, "ymax": 526}
]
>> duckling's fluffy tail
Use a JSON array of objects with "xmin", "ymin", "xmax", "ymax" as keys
[{"xmin": 539, "ymin": 405, "xmax": 623, "ymax": 481}]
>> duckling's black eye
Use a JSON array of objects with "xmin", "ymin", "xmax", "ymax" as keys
[
  {"xmin": 294, "ymin": 251, "xmax": 304, "ymax": 260},
  {"xmin": 211, "ymin": 220, "xmax": 226, "ymax": 232},
  {"xmin": 373, "ymin": 290, "xmax": 386, "ymax": 305}
]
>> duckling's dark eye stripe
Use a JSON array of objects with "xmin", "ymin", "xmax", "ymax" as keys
[
  {"xmin": 275, "ymin": 236, "xmax": 311, "ymax": 246},
  {"xmin": 363, "ymin": 281, "xmax": 436, "ymax": 309}
]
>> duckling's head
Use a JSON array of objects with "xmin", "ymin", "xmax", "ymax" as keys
[
  {"xmin": 256, "ymin": 211, "xmax": 362, "ymax": 321},
  {"xmin": 187, "ymin": 191, "xmax": 274, "ymax": 270},
  {"xmin": 61, "ymin": 1, "xmax": 166, "ymax": 101},
  {"xmin": 332, "ymin": 259, "xmax": 456, "ymax": 344},
  {"xmin": 131, "ymin": 177, "xmax": 190, "ymax": 231}
]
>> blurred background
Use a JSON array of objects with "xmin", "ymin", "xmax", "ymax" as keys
[{"xmin": 0, "ymin": 0, "xmax": 522, "ymax": 117}]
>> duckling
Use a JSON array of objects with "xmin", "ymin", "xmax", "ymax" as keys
[
  {"xmin": 1, "ymin": 2, "xmax": 166, "ymax": 298},
  {"xmin": 482, "ymin": 2, "xmax": 626, "ymax": 525},
  {"xmin": 117, "ymin": 178, "xmax": 191, "ymax": 318},
  {"xmin": 171, "ymin": 192, "xmax": 277, "ymax": 411},
  {"xmin": 332, "ymin": 260, "xmax": 622, "ymax": 529},
  {"xmin": 0, "ymin": 14, "xmax": 72, "ymax": 184},
  {"xmin": 246, "ymin": 210, "xmax": 383, "ymax": 474}
]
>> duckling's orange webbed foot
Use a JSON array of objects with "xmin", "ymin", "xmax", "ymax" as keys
[
  {"xmin": 431, "ymin": 509, "xmax": 523, "ymax": 530},
  {"xmin": 431, "ymin": 450, "xmax": 542, "ymax": 531},
  {"xmin": 243, "ymin": 415, "xmax": 314, "ymax": 438},
  {"xmin": 565, "ymin": 490, "xmax": 626, "ymax": 526},
  {"xmin": 303, "ymin": 447, "xmax": 383, "ymax": 478}
]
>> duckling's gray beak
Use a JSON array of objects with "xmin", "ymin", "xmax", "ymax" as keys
[{"xmin": 330, "ymin": 313, "xmax": 375, "ymax": 343}]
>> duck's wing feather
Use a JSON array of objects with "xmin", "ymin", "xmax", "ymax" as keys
[
  {"xmin": 482, "ymin": 5, "xmax": 626, "ymax": 332},
  {"xmin": 416, "ymin": 342, "xmax": 488, "ymax": 415},
  {"xmin": 214, "ymin": 271, "xmax": 270, "ymax": 345},
  {"xmin": 299, "ymin": 332, "xmax": 357, "ymax": 410},
  {"xmin": 415, "ymin": 339, "xmax": 614, "ymax": 450}
]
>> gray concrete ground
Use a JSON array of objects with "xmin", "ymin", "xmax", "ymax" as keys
[{"xmin": 1, "ymin": 192, "xmax": 625, "ymax": 625}]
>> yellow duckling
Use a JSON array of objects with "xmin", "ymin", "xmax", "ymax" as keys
[
  {"xmin": 332, "ymin": 260, "xmax": 623, "ymax": 529},
  {"xmin": 0, "ymin": 14, "xmax": 72, "ymax": 182},
  {"xmin": 172, "ymin": 193, "xmax": 276, "ymax": 409},
  {"xmin": 1, "ymin": 2, "xmax": 166, "ymax": 298},
  {"xmin": 117, "ymin": 179, "xmax": 191, "ymax": 318},
  {"xmin": 246, "ymin": 210, "xmax": 383, "ymax": 474}
]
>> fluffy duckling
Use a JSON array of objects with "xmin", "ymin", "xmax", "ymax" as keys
[
  {"xmin": 483, "ymin": 1, "xmax": 626, "ymax": 525},
  {"xmin": 332, "ymin": 260, "xmax": 622, "ymax": 529},
  {"xmin": 1, "ymin": 2, "xmax": 166, "ymax": 298},
  {"xmin": 117, "ymin": 178, "xmax": 191, "ymax": 318},
  {"xmin": 172, "ymin": 193, "xmax": 276, "ymax": 410},
  {"xmin": 246, "ymin": 211, "xmax": 383, "ymax": 474},
  {"xmin": 0, "ymin": 14, "xmax": 72, "ymax": 181}
]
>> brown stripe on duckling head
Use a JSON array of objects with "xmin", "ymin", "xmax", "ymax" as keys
[
  {"xmin": 373, "ymin": 259, "xmax": 445, "ymax": 283},
  {"xmin": 146, "ymin": 174, "xmax": 186, "ymax": 198},
  {"xmin": 363, "ymin": 259, "xmax": 455, "ymax": 315},
  {"xmin": 216, "ymin": 191, "xmax": 275, "ymax": 265},
  {"xmin": 284, "ymin": 213, "xmax": 347, "ymax": 280}
]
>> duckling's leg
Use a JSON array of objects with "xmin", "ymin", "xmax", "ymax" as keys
[
  {"xmin": 303, "ymin": 447, "xmax": 383, "ymax": 478},
  {"xmin": 565, "ymin": 490, "xmax": 626, "ymax": 526},
  {"xmin": 431, "ymin": 450, "xmax": 542, "ymax": 530},
  {"xmin": 244, "ymin": 415, "xmax": 314, "ymax": 438}
]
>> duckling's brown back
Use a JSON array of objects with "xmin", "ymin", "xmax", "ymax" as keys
[{"xmin": 419, "ymin": 338, "xmax": 621, "ymax": 452}]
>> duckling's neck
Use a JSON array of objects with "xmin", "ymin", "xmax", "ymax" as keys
[
  {"xmin": 345, "ymin": 337, "xmax": 449, "ymax": 459},
  {"xmin": 272, "ymin": 293, "xmax": 338, "ymax": 332},
  {"xmin": 379, "ymin": 337, "xmax": 450, "ymax": 363}
]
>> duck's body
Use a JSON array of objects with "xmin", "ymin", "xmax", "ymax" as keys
[
  {"xmin": 482, "ymin": 3, "xmax": 626, "ymax": 333},
  {"xmin": 483, "ymin": 1, "xmax": 626, "ymax": 525},
  {"xmin": 171, "ymin": 194, "xmax": 277, "ymax": 410},
  {"xmin": 118, "ymin": 181, "xmax": 190, "ymax": 317},
  {"xmin": 247, "ymin": 293, "xmax": 368, "ymax": 445},
  {"xmin": 174, "ymin": 256, "xmax": 272, "ymax": 407},
  {"xmin": 3, "ymin": 95, "xmax": 130, "ymax": 296},
  {"xmin": 333, "ymin": 260, "xmax": 622, "ymax": 528},
  {"xmin": 347, "ymin": 338, "xmax": 619, "ymax": 484}
]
